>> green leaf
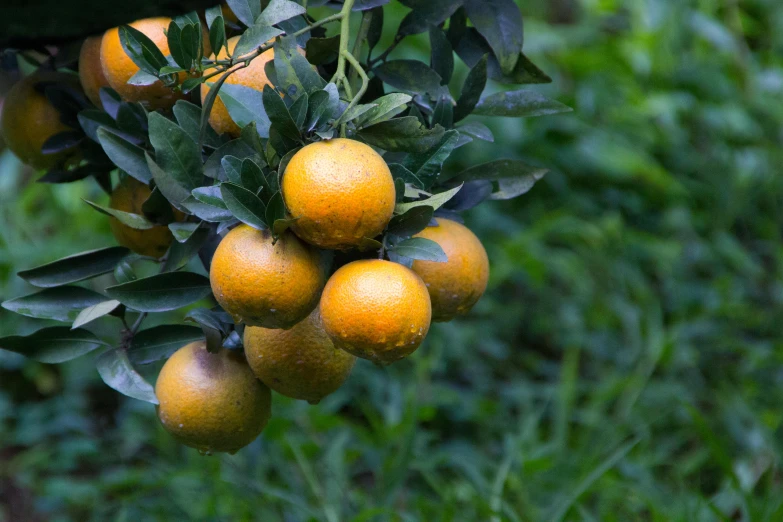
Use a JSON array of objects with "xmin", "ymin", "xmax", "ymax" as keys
[
  {"xmin": 18, "ymin": 246, "xmax": 130, "ymax": 288},
  {"xmin": 168, "ymin": 222, "xmax": 201, "ymax": 242},
  {"xmin": 431, "ymin": 96, "xmax": 454, "ymax": 128},
  {"xmin": 163, "ymin": 227, "xmax": 211, "ymax": 272},
  {"xmin": 274, "ymin": 36, "xmax": 325, "ymax": 97},
  {"xmin": 97, "ymin": 128, "xmax": 152, "ymax": 184},
  {"xmin": 449, "ymin": 158, "xmax": 549, "ymax": 184},
  {"xmin": 457, "ymin": 121, "xmax": 494, "ymax": 142},
  {"xmin": 96, "ymin": 348, "xmax": 158, "ymax": 404},
  {"xmin": 265, "ymin": 191, "xmax": 286, "ymax": 231},
  {"xmin": 205, "ymin": 5, "xmax": 227, "ymax": 55},
  {"xmin": 429, "ymin": 27, "xmax": 454, "ymax": 85},
  {"xmin": 473, "ymin": 89, "xmax": 572, "ymax": 118},
  {"xmin": 398, "ymin": 0, "xmax": 463, "ymax": 36},
  {"xmin": 221, "ymin": 155, "xmax": 243, "ymax": 184},
  {"xmin": 305, "ymin": 36, "xmax": 340, "ymax": 66},
  {"xmin": 185, "ymin": 308, "xmax": 229, "ymax": 334},
  {"xmin": 115, "ymin": 103, "xmax": 147, "ymax": 139},
  {"xmin": 105, "ymin": 272, "xmax": 212, "ymax": 312},
  {"xmin": 463, "ymin": 0, "xmax": 523, "ymax": 74},
  {"xmin": 141, "ymin": 187, "xmax": 176, "ymax": 225},
  {"xmin": 114, "ymin": 259, "xmax": 137, "ymax": 284},
  {"xmin": 401, "ymin": 129, "xmax": 459, "ymax": 188},
  {"xmin": 72, "ymin": 300, "xmax": 122, "ymax": 329},
  {"xmin": 181, "ymin": 196, "xmax": 234, "ymax": 222},
  {"xmin": 83, "ymin": 199, "xmax": 156, "ymax": 230},
  {"xmin": 78, "ymin": 109, "xmax": 119, "ymax": 143},
  {"xmin": 454, "ymin": 54, "xmax": 487, "ymax": 122},
  {"xmin": 488, "ymin": 171, "xmax": 548, "ymax": 200},
  {"xmin": 489, "ymin": 51, "xmax": 552, "ymax": 85},
  {"xmin": 263, "ymin": 85, "xmax": 301, "ymax": 141},
  {"xmin": 204, "ymin": 139, "xmax": 258, "ymax": 179},
  {"xmin": 290, "ymin": 93, "xmax": 309, "ymax": 128},
  {"xmin": 147, "ymin": 112, "xmax": 204, "ymax": 191},
  {"xmin": 358, "ymin": 117, "xmax": 445, "ymax": 153},
  {"xmin": 0, "ymin": 327, "xmax": 102, "ymax": 364},
  {"xmin": 388, "ymin": 237, "xmax": 447, "ymax": 262},
  {"xmin": 234, "ymin": 25, "xmax": 284, "ymax": 57},
  {"xmin": 386, "ymin": 206, "xmax": 434, "ymax": 237},
  {"xmin": 374, "ymin": 60, "xmax": 442, "ymax": 96},
  {"xmin": 216, "ymin": 82, "xmax": 272, "ymax": 137},
  {"xmin": 226, "ymin": 0, "xmax": 261, "ymax": 27},
  {"xmin": 355, "ymin": 93, "xmax": 412, "ymax": 128},
  {"xmin": 173, "ymin": 100, "xmax": 223, "ymax": 149},
  {"xmin": 395, "ymin": 183, "xmax": 463, "ymax": 213},
  {"xmin": 145, "ymin": 153, "xmax": 191, "ymax": 212},
  {"xmin": 241, "ymin": 158, "xmax": 266, "ymax": 194},
  {"xmin": 119, "ymin": 24, "xmax": 168, "ymax": 76},
  {"xmin": 256, "ymin": 0, "xmax": 306, "ymax": 26},
  {"xmin": 128, "ymin": 325, "xmax": 204, "ymax": 365},
  {"xmin": 41, "ymin": 131, "xmax": 83, "ymax": 154},
  {"xmin": 167, "ymin": 21, "xmax": 188, "ymax": 70},
  {"xmin": 2, "ymin": 287, "xmax": 107, "ymax": 322},
  {"xmin": 305, "ymin": 88, "xmax": 339, "ymax": 131},
  {"xmin": 220, "ymin": 182, "xmax": 268, "ymax": 230}
]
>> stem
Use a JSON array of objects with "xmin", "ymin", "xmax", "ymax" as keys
[
  {"xmin": 130, "ymin": 312, "xmax": 147, "ymax": 335},
  {"xmin": 329, "ymin": 0, "xmax": 357, "ymax": 85},
  {"xmin": 339, "ymin": 50, "xmax": 369, "ymax": 123},
  {"xmin": 348, "ymin": 9, "xmax": 374, "ymax": 87},
  {"xmin": 368, "ymin": 35, "xmax": 404, "ymax": 67}
]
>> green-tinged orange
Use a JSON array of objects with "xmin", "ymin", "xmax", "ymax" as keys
[
  {"xmin": 1, "ymin": 71, "xmax": 82, "ymax": 170},
  {"xmin": 320, "ymin": 259, "xmax": 432, "ymax": 365},
  {"xmin": 412, "ymin": 218, "xmax": 490, "ymax": 322},
  {"xmin": 244, "ymin": 308, "xmax": 356, "ymax": 403},
  {"xmin": 210, "ymin": 225, "xmax": 328, "ymax": 329},
  {"xmin": 109, "ymin": 176, "xmax": 182, "ymax": 258},
  {"xmin": 155, "ymin": 342, "xmax": 271, "ymax": 454},
  {"xmin": 282, "ymin": 139, "xmax": 396, "ymax": 249}
]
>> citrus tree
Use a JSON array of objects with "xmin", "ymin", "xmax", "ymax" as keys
[{"xmin": 0, "ymin": 0, "xmax": 570, "ymax": 454}]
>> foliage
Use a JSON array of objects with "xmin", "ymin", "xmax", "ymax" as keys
[{"xmin": 2, "ymin": 0, "xmax": 783, "ymax": 520}]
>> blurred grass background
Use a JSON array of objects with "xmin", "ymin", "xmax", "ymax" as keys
[{"xmin": 3, "ymin": 0, "xmax": 783, "ymax": 520}]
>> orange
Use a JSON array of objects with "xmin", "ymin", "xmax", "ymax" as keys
[
  {"xmin": 320, "ymin": 259, "xmax": 431, "ymax": 365},
  {"xmin": 282, "ymin": 139, "xmax": 396, "ymax": 249},
  {"xmin": 244, "ymin": 308, "xmax": 356, "ymax": 404},
  {"xmin": 200, "ymin": 36, "xmax": 275, "ymax": 137},
  {"xmin": 210, "ymin": 224, "xmax": 328, "ymax": 329},
  {"xmin": 0, "ymin": 71, "xmax": 82, "ymax": 170},
  {"xmin": 155, "ymin": 341, "xmax": 271, "ymax": 454},
  {"xmin": 78, "ymin": 35, "xmax": 110, "ymax": 109},
  {"xmin": 109, "ymin": 176, "xmax": 183, "ymax": 258},
  {"xmin": 412, "ymin": 218, "xmax": 490, "ymax": 322},
  {"xmin": 101, "ymin": 17, "xmax": 210, "ymax": 110}
]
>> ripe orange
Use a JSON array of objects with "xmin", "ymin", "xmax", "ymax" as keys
[
  {"xmin": 282, "ymin": 139, "xmax": 396, "ymax": 250},
  {"xmin": 0, "ymin": 71, "xmax": 82, "ymax": 170},
  {"xmin": 244, "ymin": 308, "xmax": 356, "ymax": 404},
  {"xmin": 412, "ymin": 218, "xmax": 490, "ymax": 322},
  {"xmin": 101, "ymin": 17, "xmax": 210, "ymax": 110},
  {"xmin": 155, "ymin": 341, "xmax": 272, "ymax": 454},
  {"xmin": 320, "ymin": 259, "xmax": 431, "ymax": 365},
  {"xmin": 78, "ymin": 35, "xmax": 110, "ymax": 109},
  {"xmin": 210, "ymin": 224, "xmax": 328, "ymax": 329},
  {"xmin": 200, "ymin": 36, "xmax": 275, "ymax": 137},
  {"xmin": 109, "ymin": 176, "xmax": 182, "ymax": 258}
]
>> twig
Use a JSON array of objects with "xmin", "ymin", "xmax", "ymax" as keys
[{"xmin": 368, "ymin": 35, "xmax": 404, "ymax": 67}]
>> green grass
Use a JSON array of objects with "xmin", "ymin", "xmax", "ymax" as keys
[{"xmin": 3, "ymin": 0, "xmax": 783, "ymax": 520}]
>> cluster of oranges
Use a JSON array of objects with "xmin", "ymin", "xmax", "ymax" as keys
[{"xmin": 0, "ymin": 15, "xmax": 491, "ymax": 454}]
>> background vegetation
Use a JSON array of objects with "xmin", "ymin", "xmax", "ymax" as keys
[{"xmin": 2, "ymin": 0, "xmax": 783, "ymax": 520}]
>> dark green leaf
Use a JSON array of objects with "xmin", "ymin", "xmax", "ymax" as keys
[
  {"xmin": 115, "ymin": 102, "xmax": 148, "ymax": 139},
  {"xmin": 204, "ymin": 139, "xmax": 258, "ymax": 179},
  {"xmin": 72, "ymin": 300, "xmax": 122, "ymax": 329},
  {"xmin": 105, "ymin": 272, "xmax": 212, "ymax": 312},
  {"xmin": 263, "ymin": 85, "xmax": 301, "ymax": 141},
  {"xmin": 217, "ymin": 82, "xmax": 272, "ymax": 137},
  {"xmin": 147, "ymin": 112, "xmax": 204, "ymax": 191},
  {"xmin": 168, "ymin": 222, "xmax": 201, "ymax": 243},
  {"xmin": 454, "ymin": 54, "xmax": 487, "ymax": 122},
  {"xmin": 398, "ymin": 0, "xmax": 463, "ymax": 36},
  {"xmin": 78, "ymin": 109, "xmax": 119, "ymax": 143},
  {"xmin": 445, "ymin": 179, "xmax": 492, "ymax": 210},
  {"xmin": 234, "ymin": 25, "xmax": 284, "ymax": 57},
  {"xmin": 431, "ymin": 96, "xmax": 454, "ymax": 128},
  {"xmin": 2, "ymin": 287, "xmax": 107, "ymax": 322},
  {"xmin": 84, "ymin": 199, "xmax": 156, "ymax": 230},
  {"xmin": 256, "ymin": 0, "xmax": 306, "ymax": 26},
  {"xmin": 290, "ymin": 93, "xmax": 309, "ymax": 128},
  {"xmin": 473, "ymin": 89, "xmax": 572, "ymax": 118},
  {"xmin": 96, "ymin": 348, "xmax": 158, "ymax": 404},
  {"xmin": 265, "ymin": 191, "xmax": 285, "ymax": 231},
  {"xmin": 181, "ymin": 196, "xmax": 234, "ymax": 222},
  {"xmin": 128, "ymin": 325, "xmax": 204, "ymax": 365},
  {"xmin": 206, "ymin": 5, "xmax": 227, "ymax": 55},
  {"xmin": 114, "ymin": 259, "xmax": 137, "ymax": 284},
  {"xmin": 167, "ymin": 21, "xmax": 188, "ymax": 70},
  {"xmin": 430, "ymin": 27, "xmax": 454, "ymax": 85},
  {"xmin": 489, "ymin": 171, "xmax": 548, "ymax": 200},
  {"xmin": 387, "ymin": 206, "xmax": 434, "ymax": 237},
  {"xmin": 0, "ymin": 327, "xmax": 102, "ymax": 364},
  {"xmin": 305, "ymin": 35, "xmax": 340, "ymax": 66},
  {"xmin": 185, "ymin": 308, "xmax": 229, "ymax": 334},
  {"xmin": 456, "ymin": 121, "xmax": 494, "ymax": 142},
  {"xmin": 394, "ymin": 177, "xmax": 406, "ymax": 202},
  {"xmin": 241, "ymin": 157, "xmax": 267, "ymax": 193},
  {"xmin": 173, "ymin": 100, "xmax": 223, "ymax": 149},
  {"xmin": 388, "ymin": 237, "xmax": 447, "ymax": 262},
  {"xmin": 226, "ymin": 0, "xmax": 261, "ymax": 27},
  {"xmin": 141, "ymin": 186, "xmax": 176, "ymax": 225},
  {"xmin": 119, "ymin": 24, "xmax": 168, "ymax": 76},
  {"xmin": 145, "ymin": 153, "xmax": 191, "ymax": 212},
  {"xmin": 355, "ymin": 93, "xmax": 412, "ymax": 128},
  {"xmin": 221, "ymin": 155, "xmax": 243, "ymax": 184},
  {"xmin": 401, "ymin": 129, "xmax": 459, "ymax": 188},
  {"xmin": 220, "ymin": 182, "xmax": 268, "ymax": 230},
  {"xmin": 97, "ymin": 128, "xmax": 152, "ymax": 184},
  {"xmin": 99, "ymin": 88, "xmax": 122, "ymax": 118},
  {"xmin": 18, "ymin": 246, "xmax": 130, "ymax": 288},
  {"xmin": 367, "ymin": 6, "xmax": 384, "ymax": 53},
  {"xmin": 463, "ymin": 0, "xmax": 523, "ymax": 74},
  {"xmin": 274, "ymin": 36, "xmax": 325, "ymax": 96},
  {"xmin": 448, "ymin": 158, "xmax": 549, "ymax": 200},
  {"xmin": 179, "ymin": 23, "xmax": 200, "ymax": 69},
  {"xmin": 489, "ymin": 51, "xmax": 552, "ymax": 85},
  {"xmin": 163, "ymin": 227, "xmax": 211, "ymax": 271},
  {"xmin": 374, "ymin": 60, "xmax": 442, "ymax": 96},
  {"xmin": 358, "ymin": 117, "xmax": 445, "ymax": 153},
  {"xmin": 41, "ymin": 131, "xmax": 83, "ymax": 154}
]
